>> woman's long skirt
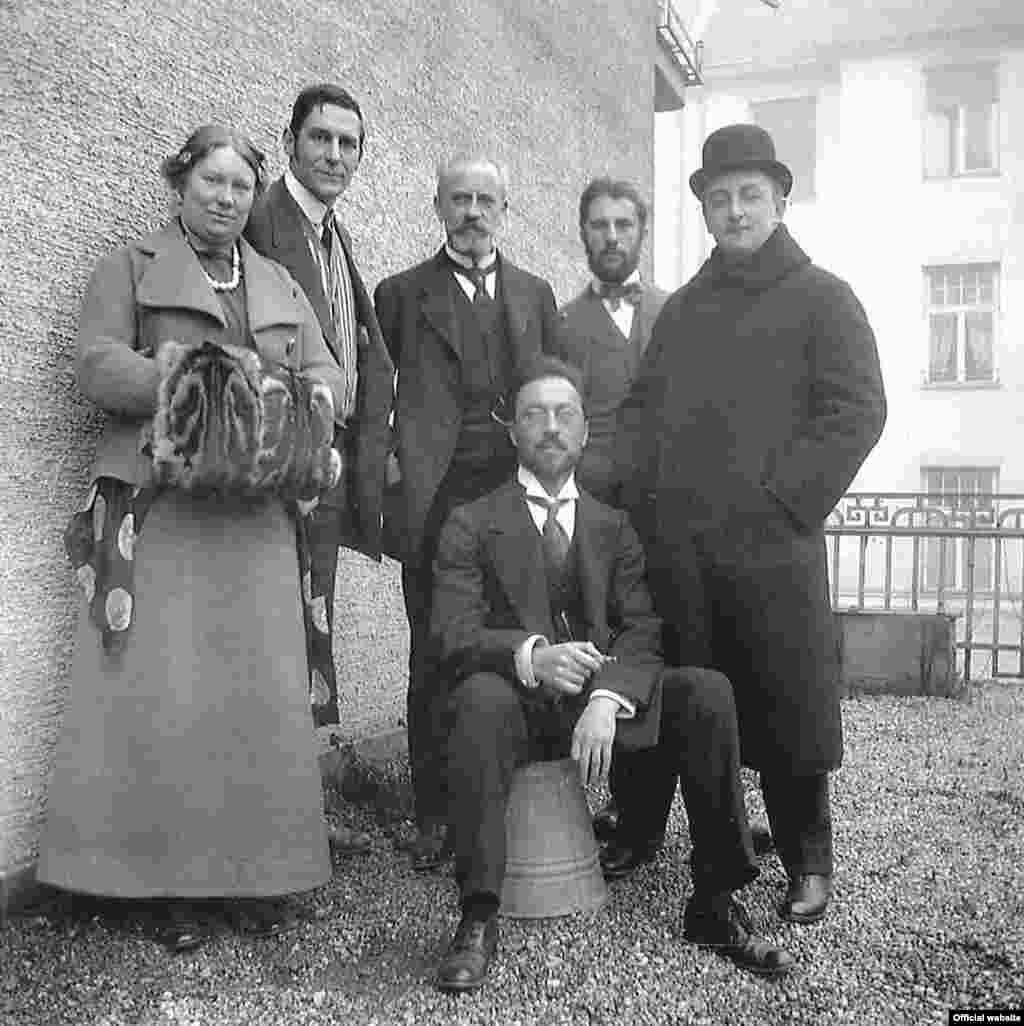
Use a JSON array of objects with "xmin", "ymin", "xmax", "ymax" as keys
[{"xmin": 37, "ymin": 490, "xmax": 331, "ymax": 897}]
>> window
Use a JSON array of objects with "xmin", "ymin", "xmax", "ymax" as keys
[
  {"xmin": 751, "ymin": 96, "xmax": 816, "ymax": 202},
  {"xmin": 923, "ymin": 64, "xmax": 999, "ymax": 178},
  {"xmin": 924, "ymin": 264, "xmax": 998, "ymax": 385},
  {"xmin": 921, "ymin": 467, "xmax": 998, "ymax": 592}
]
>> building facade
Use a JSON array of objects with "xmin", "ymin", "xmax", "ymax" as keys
[{"xmin": 655, "ymin": 0, "xmax": 1024, "ymax": 503}]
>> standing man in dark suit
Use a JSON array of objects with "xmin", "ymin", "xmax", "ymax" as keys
[
  {"xmin": 558, "ymin": 178, "xmax": 677, "ymax": 873},
  {"xmin": 245, "ymin": 84, "xmax": 394, "ymax": 801},
  {"xmin": 616, "ymin": 124, "xmax": 886, "ymax": 925},
  {"xmin": 430, "ymin": 356, "xmax": 793, "ymax": 991},
  {"xmin": 374, "ymin": 157, "xmax": 564, "ymax": 868}
]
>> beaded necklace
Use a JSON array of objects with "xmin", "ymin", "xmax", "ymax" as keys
[
  {"xmin": 197, "ymin": 244, "xmax": 241, "ymax": 292},
  {"xmin": 180, "ymin": 219, "xmax": 242, "ymax": 292}
]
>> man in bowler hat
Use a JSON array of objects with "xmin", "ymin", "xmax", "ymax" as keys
[{"xmin": 613, "ymin": 124, "xmax": 886, "ymax": 924}]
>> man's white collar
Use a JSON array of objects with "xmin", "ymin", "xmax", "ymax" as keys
[
  {"xmin": 517, "ymin": 466, "xmax": 579, "ymax": 502},
  {"xmin": 285, "ymin": 168, "xmax": 334, "ymax": 227},
  {"xmin": 445, "ymin": 244, "xmax": 497, "ymax": 272}
]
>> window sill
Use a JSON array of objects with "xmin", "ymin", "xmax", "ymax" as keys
[
  {"xmin": 920, "ymin": 379, "xmax": 1002, "ymax": 391},
  {"xmin": 922, "ymin": 172, "xmax": 1001, "ymax": 182}
]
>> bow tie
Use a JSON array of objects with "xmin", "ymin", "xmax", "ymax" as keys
[{"xmin": 597, "ymin": 280, "xmax": 643, "ymax": 309}]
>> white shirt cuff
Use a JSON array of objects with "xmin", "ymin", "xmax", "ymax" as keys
[
  {"xmin": 515, "ymin": 635, "xmax": 548, "ymax": 689},
  {"xmin": 590, "ymin": 689, "xmax": 636, "ymax": 719}
]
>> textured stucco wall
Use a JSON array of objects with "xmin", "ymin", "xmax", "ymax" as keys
[{"xmin": 0, "ymin": 0, "xmax": 655, "ymax": 879}]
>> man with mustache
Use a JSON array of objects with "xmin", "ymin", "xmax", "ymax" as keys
[
  {"xmin": 430, "ymin": 355, "xmax": 794, "ymax": 991},
  {"xmin": 246, "ymin": 84, "xmax": 395, "ymax": 853},
  {"xmin": 374, "ymin": 157, "xmax": 564, "ymax": 869}
]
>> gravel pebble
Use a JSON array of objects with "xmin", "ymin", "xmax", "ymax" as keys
[{"xmin": 4, "ymin": 683, "xmax": 1023, "ymax": 1026}]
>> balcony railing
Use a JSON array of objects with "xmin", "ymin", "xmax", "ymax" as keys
[
  {"xmin": 826, "ymin": 492, "xmax": 1024, "ymax": 681},
  {"xmin": 656, "ymin": 0, "xmax": 703, "ymax": 87}
]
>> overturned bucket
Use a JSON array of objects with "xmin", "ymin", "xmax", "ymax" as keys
[{"xmin": 501, "ymin": 758, "xmax": 608, "ymax": 919}]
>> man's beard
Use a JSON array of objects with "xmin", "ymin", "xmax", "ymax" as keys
[{"xmin": 586, "ymin": 241, "xmax": 641, "ymax": 284}]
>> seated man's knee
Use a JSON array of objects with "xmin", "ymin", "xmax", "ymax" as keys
[
  {"xmin": 662, "ymin": 666, "xmax": 738, "ymax": 724},
  {"xmin": 450, "ymin": 672, "xmax": 522, "ymax": 732}
]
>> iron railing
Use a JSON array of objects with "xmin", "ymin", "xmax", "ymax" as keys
[
  {"xmin": 656, "ymin": 0, "xmax": 703, "ymax": 86},
  {"xmin": 826, "ymin": 493, "xmax": 1024, "ymax": 681}
]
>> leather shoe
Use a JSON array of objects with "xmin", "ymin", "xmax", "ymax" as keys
[
  {"xmin": 328, "ymin": 823, "xmax": 373, "ymax": 855},
  {"xmin": 225, "ymin": 898, "xmax": 291, "ymax": 938},
  {"xmin": 436, "ymin": 913, "xmax": 498, "ymax": 992},
  {"xmin": 779, "ymin": 873, "xmax": 832, "ymax": 923},
  {"xmin": 600, "ymin": 838, "xmax": 661, "ymax": 881},
  {"xmin": 684, "ymin": 894, "xmax": 795, "ymax": 977},
  {"xmin": 152, "ymin": 902, "xmax": 208, "ymax": 954},
  {"xmin": 592, "ymin": 799, "xmax": 620, "ymax": 843},
  {"xmin": 750, "ymin": 821, "xmax": 775, "ymax": 857},
  {"xmin": 410, "ymin": 825, "xmax": 451, "ymax": 872}
]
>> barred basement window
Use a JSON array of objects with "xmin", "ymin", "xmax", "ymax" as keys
[{"xmin": 924, "ymin": 264, "xmax": 998, "ymax": 385}]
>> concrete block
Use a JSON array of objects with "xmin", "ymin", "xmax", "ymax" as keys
[{"xmin": 837, "ymin": 609, "xmax": 960, "ymax": 697}]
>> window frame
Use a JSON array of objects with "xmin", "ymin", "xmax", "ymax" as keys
[
  {"xmin": 922, "ymin": 64, "xmax": 1000, "ymax": 180},
  {"xmin": 922, "ymin": 263, "xmax": 1000, "ymax": 388}
]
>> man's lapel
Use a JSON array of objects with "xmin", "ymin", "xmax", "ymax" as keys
[
  {"xmin": 634, "ymin": 286, "xmax": 660, "ymax": 357},
  {"xmin": 574, "ymin": 492, "xmax": 613, "ymax": 649},
  {"xmin": 338, "ymin": 228, "xmax": 374, "ymax": 330},
  {"xmin": 499, "ymin": 258, "xmax": 540, "ymax": 370},
  {"xmin": 418, "ymin": 249, "xmax": 461, "ymax": 361},
  {"xmin": 488, "ymin": 482, "xmax": 555, "ymax": 638},
  {"xmin": 266, "ymin": 180, "xmax": 338, "ymax": 355},
  {"xmin": 582, "ymin": 287, "xmax": 628, "ymax": 346}
]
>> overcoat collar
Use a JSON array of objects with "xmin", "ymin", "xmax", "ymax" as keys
[
  {"xmin": 418, "ymin": 248, "xmax": 532, "ymax": 361},
  {"xmin": 134, "ymin": 221, "xmax": 302, "ymax": 331},
  {"xmin": 703, "ymin": 223, "xmax": 810, "ymax": 293},
  {"xmin": 485, "ymin": 479, "xmax": 610, "ymax": 644}
]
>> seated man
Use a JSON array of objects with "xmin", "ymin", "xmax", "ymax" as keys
[{"xmin": 430, "ymin": 355, "xmax": 795, "ymax": 992}]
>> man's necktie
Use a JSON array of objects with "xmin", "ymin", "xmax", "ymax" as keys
[
  {"xmin": 448, "ymin": 256, "xmax": 497, "ymax": 307},
  {"xmin": 467, "ymin": 265, "xmax": 497, "ymax": 308},
  {"xmin": 527, "ymin": 495, "xmax": 572, "ymax": 572},
  {"xmin": 598, "ymin": 280, "xmax": 643, "ymax": 311},
  {"xmin": 321, "ymin": 211, "xmax": 335, "ymax": 259}
]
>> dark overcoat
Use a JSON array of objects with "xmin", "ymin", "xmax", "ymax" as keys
[
  {"xmin": 616, "ymin": 225, "xmax": 886, "ymax": 774},
  {"xmin": 373, "ymin": 250, "xmax": 564, "ymax": 564},
  {"xmin": 245, "ymin": 179, "xmax": 395, "ymax": 559}
]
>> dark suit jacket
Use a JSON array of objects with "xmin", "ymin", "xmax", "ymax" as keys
[
  {"xmin": 373, "ymin": 250, "xmax": 565, "ymax": 564},
  {"xmin": 245, "ymin": 178, "xmax": 394, "ymax": 559},
  {"xmin": 559, "ymin": 282, "xmax": 669, "ymax": 502},
  {"xmin": 430, "ymin": 479, "xmax": 664, "ymax": 750}
]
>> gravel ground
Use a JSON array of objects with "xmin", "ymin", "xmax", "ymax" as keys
[{"xmin": 4, "ymin": 682, "xmax": 1023, "ymax": 1026}]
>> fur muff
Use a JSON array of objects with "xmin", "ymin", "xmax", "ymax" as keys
[{"xmin": 151, "ymin": 340, "xmax": 341, "ymax": 499}]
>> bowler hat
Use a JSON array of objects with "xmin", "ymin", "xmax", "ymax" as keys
[{"xmin": 689, "ymin": 123, "xmax": 793, "ymax": 200}]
